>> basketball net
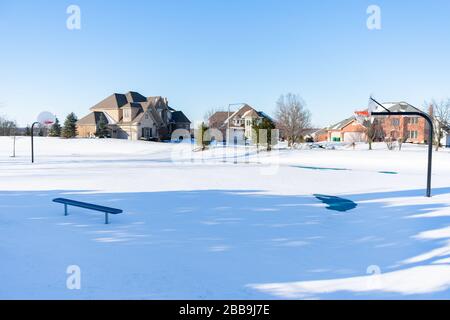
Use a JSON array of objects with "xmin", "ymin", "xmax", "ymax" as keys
[{"xmin": 354, "ymin": 110, "xmax": 373, "ymax": 125}]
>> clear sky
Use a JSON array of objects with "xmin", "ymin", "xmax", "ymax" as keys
[{"xmin": 1, "ymin": 0, "xmax": 450, "ymax": 127}]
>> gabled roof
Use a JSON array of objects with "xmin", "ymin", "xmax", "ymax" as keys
[
  {"xmin": 376, "ymin": 102, "xmax": 422, "ymax": 113},
  {"xmin": 225, "ymin": 104, "xmax": 254, "ymax": 123},
  {"xmin": 125, "ymin": 91, "xmax": 147, "ymax": 103},
  {"xmin": 171, "ymin": 111, "xmax": 191, "ymax": 123},
  {"xmin": 242, "ymin": 109, "xmax": 260, "ymax": 118},
  {"xmin": 140, "ymin": 100, "xmax": 164, "ymax": 126},
  {"xmin": 90, "ymin": 93, "xmax": 128, "ymax": 111},
  {"xmin": 209, "ymin": 112, "xmax": 229, "ymax": 128},
  {"xmin": 328, "ymin": 117, "xmax": 356, "ymax": 131},
  {"xmin": 77, "ymin": 112, "xmax": 111, "ymax": 126},
  {"xmin": 257, "ymin": 111, "xmax": 274, "ymax": 122},
  {"xmin": 120, "ymin": 102, "xmax": 143, "ymax": 109},
  {"xmin": 303, "ymin": 128, "xmax": 322, "ymax": 136}
]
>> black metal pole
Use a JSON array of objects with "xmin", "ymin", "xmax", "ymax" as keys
[
  {"xmin": 371, "ymin": 111, "xmax": 434, "ymax": 197},
  {"xmin": 31, "ymin": 122, "xmax": 39, "ymax": 163}
]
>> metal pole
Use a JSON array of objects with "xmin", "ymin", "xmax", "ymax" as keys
[
  {"xmin": 226, "ymin": 103, "xmax": 245, "ymax": 146},
  {"xmin": 12, "ymin": 135, "xmax": 16, "ymax": 158},
  {"xmin": 372, "ymin": 111, "xmax": 434, "ymax": 197},
  {"xmin": 31, "ymin": 122, "xmax": 39, "ymax": 163}
]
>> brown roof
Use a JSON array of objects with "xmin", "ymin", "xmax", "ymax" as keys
[
  {"xmin": 230, "ymin": 104, "xmax": 254, "ymax": 119},
  {"xmin": 90, "ymin": 93, "xmax": 128, "ymax": 111},
  {"xmin": 209, "ymin": 112, "xmax": 229, "ymax": 128},
  {"xmin": 86, "ymin": 91, "xmax": 190, "ymax": 127},
  {"xmin": 125, "ymin": 91, "xmax": 147, "ymax": 103},
  {"xmin": 77, "ymin": 112, "xmax": 109, "ymax": 126}
]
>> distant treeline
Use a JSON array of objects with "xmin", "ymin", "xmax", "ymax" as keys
[{"xmin": 0, "ymin": 113, "xmax": 78, "ymax": 138}]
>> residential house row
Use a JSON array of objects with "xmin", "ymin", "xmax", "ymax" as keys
[{"xmin": 311, "ymin": 102, "xmax": 450, "ymax": 147}]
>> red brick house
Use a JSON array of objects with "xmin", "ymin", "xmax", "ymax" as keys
[{"xmin": 372, "ymin": 102, "xmax": 429, "ymax": 144}]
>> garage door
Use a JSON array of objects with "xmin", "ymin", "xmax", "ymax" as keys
[{"xmin": 343, "ymin": 132, "xmax": 365, "ymax": 143}]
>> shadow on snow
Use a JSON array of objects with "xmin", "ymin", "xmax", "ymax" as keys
[{"xmin": 1, "ymin": 187, "xmax": 450, "ymax": 299}]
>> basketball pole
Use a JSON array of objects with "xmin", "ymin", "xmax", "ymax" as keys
[
  {"xmin": 31, "ymin": 121, "xmax": 39, "ymax": 164},
  {"xmin": 368, "ymin": 97, "xmax": 434, "ymax": 197}
]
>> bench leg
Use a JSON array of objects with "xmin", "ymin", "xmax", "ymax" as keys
[
  {"xmin": 64, "ymin": 204, "xmax": 68, "ymax": 216},
  {"xmin": 105, "ymin": 212, "xmax": 109, "ymax": 225}
]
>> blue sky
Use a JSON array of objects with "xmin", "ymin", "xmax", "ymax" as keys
[{"xmin": 1, "ymin": 0, "xmax": 450, "ymax": 127}]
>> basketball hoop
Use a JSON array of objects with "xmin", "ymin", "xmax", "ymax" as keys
[
  {"xmin": 31, "ymin": 111, "xmax": 56, "ymax": 163},
  {"xmin": 354, "ymin": 110, "xmax": 372, "ymax": 125},
  {"xmin": 37, "ymin": 112, "xmax": 56, "ymax": 127}
]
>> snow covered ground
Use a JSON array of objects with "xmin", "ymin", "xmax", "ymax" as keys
[{"xmin": 1, "ymin": 137, "xmax": 450, "ymax": 299}]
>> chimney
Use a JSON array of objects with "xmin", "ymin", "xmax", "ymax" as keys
[{"xmin": 429, "ymin": 104, "xmax": 434, "ymax": 116}]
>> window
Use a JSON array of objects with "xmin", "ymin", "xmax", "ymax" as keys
[
  {"xmin": 409, "ymin": 117, "xmax": 419, "ymax": 125},
  {"xmin": 391, "ymin": 119, "xmax": 400, "ymax": 126},
  {"xmin": 124, "ymin": 109, "xmax": 130, "ymax": 118},
  {"xmin": 145, "ymin": 113, "xmax": 149, "ymax": 120},
  {"xmin": 409, "ymin": 130, "xmax": 418, "ymax": 139},
  {"xmin": 374, "ymin": 118, "xmax": 384, "ymax": 125}
]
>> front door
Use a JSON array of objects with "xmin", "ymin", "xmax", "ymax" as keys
[{"xmin": 142, "ymin": 127, "xmax": 152, "ymax": 139}]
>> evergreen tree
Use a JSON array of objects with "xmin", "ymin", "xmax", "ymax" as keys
[
  {"xmin": 62, "ymin": 113, "xmax": 78, "ymax": 139},
  {"xmin": 197, "ymin": 122, "xmax": 210, "ymax": 151},
  {"xmin": 25, "ymin": 125, "xmax": 31, "ymax": 136},
  {"xmin": 252, "ymin": 118, "xmax": 277, "ymax": 151},
  {"xmin": 48, "ymin": 117, "xmax": 62, "ymax": 137},
  {"xmin": 95, "ymin": 114, "xmax": 109, "ymax": 138}
]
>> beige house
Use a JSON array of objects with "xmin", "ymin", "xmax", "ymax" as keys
[
  {"xmin": 208, "ymin": 104, "xmax": 274, "ymax": 143},
  {"xmin": 77, "ymin": 91, "xmax": 191, "ymax": 141}
]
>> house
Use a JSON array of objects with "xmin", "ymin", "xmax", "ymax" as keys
[
  {"xmin": 372, "ymin": 102, "xmax": 430, "ymax": 144},
  {"xmin": 310, "ymin": 129, "xmax": 329, "ymax": 142},
  {"xmin": 77, "ymin": 91, "xmax": 191, "ymax": 141},
  {"xmin": 303, "ymin": 129, "xmax": 324, "ymax": 142},
  {"xmin": 208, "ymin": 104, "xmax": 274, "ymax": 143},
  {"xmin": 441, "ymin": 125, "xmax": 450, "ymax": 148},
  {"xmin": 324, "ymin": 102, "xmax": 430, "ymax": 144},
  {"xmin": 327, "ymin": 117, "xmax": 367, "ymax": 143}
]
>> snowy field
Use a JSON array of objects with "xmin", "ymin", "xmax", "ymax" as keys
[{"xmin": 1, "ymin": 136, "xmax": 450, "ymax": 299}]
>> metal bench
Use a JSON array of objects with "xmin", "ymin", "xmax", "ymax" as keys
[{"xmin": 53, "ymin": 198, "xmax": 123, "ymax": 224}]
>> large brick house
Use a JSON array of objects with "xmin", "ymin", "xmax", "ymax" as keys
[
  {"xmin": 77, "ymin": 91, "xmax": 191, "ymax": 141},
  {"xmin": 320, "ymin": 102, "xmax": 430, "ymax": 144},
  {"xmin": 372, "ymin": 102, "xmax": 430, "ymax": 143}
]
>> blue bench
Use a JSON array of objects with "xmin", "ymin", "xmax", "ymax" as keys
[{"xmin": 53, "ymin": 198, "xmax": 123, "ymax": 224}]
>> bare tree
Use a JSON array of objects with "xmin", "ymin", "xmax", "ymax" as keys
[
  {"xmin": 275, "ymin": 93, "xmax": 311, "ymax": 147},
  {"xmin": 385, "ymin": 116, "xmax": 401, "ymax": 151},
  {"xmin": 425, "ymin": 100, "xmax": 450, "ymax": 151},
  {"xmin": 0, "ymin": 115, "xmax": 17, "ymax": 136},
  {"xmin": 360, "ymin": 117, "xmax": 383, "ymax": 150},
  {"xmin": 397, "ymin": 118, "xmax": 409, "ymax": 151}
]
